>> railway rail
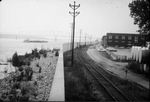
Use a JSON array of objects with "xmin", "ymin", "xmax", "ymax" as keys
[{"xmin": 76, "ymin": 47, "xmax": 132, "ymax": 101}]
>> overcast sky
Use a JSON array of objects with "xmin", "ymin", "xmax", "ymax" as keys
[{"xmin": 0, "ymin": 0, "xmax": 139, "ymax": 42}]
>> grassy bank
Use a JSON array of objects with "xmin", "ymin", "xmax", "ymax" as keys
[{"xmin": 64, "ymin": 49, "xmax": 103, "ymax": 101}]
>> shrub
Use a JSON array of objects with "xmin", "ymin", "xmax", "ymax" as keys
[
  {"xmin": 25, "ymin": 52, "xmax": 29, "ymax": 58},
  {"xmin": 37, "ymin": 74, "xmax": 43, "ymax": 80},
  {"xmin": 12, "ymin": 52, "xmax": 20, "ymax": 67},
  {"xmin": 55, "ymin": 51, "xmax": 59, "ymax": 56},
  {"xmin": 36, "ymin": 63, "xmax": 39, "ymax": 67},
  {"xmin": 39, "ymin": 49, "xmax": 47, "ymax": 58},
  {"xmin": 39, "ymin": 67, "xmax": 42, "ymax": 73},
  {"xmin": 25, "ymin": 67, "xmax": 33, "ymax": 81},
  {"xmin": 43, "ymin": 53, "xmax": 47, "ymax": 58},
  {"xmin": 18, "ymin": 67, "xmax": 23, "ymax": 72},
  {"xmin": 20, "ymin": 81, "xmax": 37, "ymax": 101},
  {"xmin": 19, "ymin": 95, "xmax": 29, "ymax": 102},
  {"xmin": 12, "ymin": 82, "xmax": 20, "ymax": 89},
  {"xmin": 39, "ymin": 49, "xmax": 44, "ymax": 54},
  {"xmin": 32, "ymin": 48, "xmax": 39, "ymax": 58}
]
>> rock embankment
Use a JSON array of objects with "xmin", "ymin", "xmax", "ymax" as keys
[
  {"xmin": 0, "ymin": 49, "xmax": 59, "ymax": 102},
  {"xmin": 31, "ymin": 52, "xmax": 58, "ymax": 101}
]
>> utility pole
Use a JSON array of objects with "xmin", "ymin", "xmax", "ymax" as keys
[
  {"xmin": 90, "ymin": 35, "xmax": 92, "ymax": 44},
  {"xmin": 85, "ymin": 34, "xmax": 86, "ymax": 46},
  {"xmin": 149, "ymin": 63, "xmax": 150, "ymax": 100},
  {"xmin": 79, "ymin": 29, "xmax": 82, "ymax": 47},
  {"xmin": 70, "ymin": 23, "xmax": 73, "ymax": 51},
  {"xmin": 69, "ymin": 1, "xmax": 80, "ymax": 67}
]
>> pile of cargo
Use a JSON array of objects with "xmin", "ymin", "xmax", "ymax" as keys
[
  {"xmin": 131, "ymin": 46, "xmax": 150, "ymax": 63},
  {"xmin": 129, "ymin": 46, "xmax": 150, "ymax": 73}
]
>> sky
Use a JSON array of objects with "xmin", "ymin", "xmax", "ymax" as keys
[{"xmin": 0, "ymin": 0, "xmax": 139, "ymax": 42}]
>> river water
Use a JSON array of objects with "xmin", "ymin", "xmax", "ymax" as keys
[
  {"xmin": 0, "ymin": 38, "xmax": 61, "ymax": 62},
  {"xmin": 0, "ymin": 38, "xmax": 61, "ymax": 79}
]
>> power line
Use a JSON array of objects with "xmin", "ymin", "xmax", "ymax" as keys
[{"xmin": 69, "ymin": 1, "xmax": 80, "ymax": 67}]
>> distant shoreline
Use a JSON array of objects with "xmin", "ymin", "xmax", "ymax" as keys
[{"xmin": 0, "ymin": 34, "xmax": 49, "ymax": 40}]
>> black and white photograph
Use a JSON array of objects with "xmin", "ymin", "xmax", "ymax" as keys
[{"xmin": 0, "ymin": 0, "xmax": 149, "ymax": 101}]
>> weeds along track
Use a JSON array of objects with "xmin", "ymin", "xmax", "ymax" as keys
[{"xmin": 76, "ymin": 47, "xmax": 131, "ymax": 102}]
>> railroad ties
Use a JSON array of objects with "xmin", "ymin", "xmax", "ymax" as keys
[{"xmin": 76, "ymin": 47, "xmax": 131, "ymax": 102}]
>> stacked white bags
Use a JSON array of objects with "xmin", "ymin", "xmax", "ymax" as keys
[{"xmin": 131, "ymin": 46, "xmax": 150, "ymax": 63}]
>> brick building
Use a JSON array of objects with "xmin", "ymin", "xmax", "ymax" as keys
[
  {"xmin": 101, "ymin": 36, "xmax": 107, "ymax": 47},
  {"xmin": 102, "ymin": 33, "xmax": 148, "ymax": 47}
]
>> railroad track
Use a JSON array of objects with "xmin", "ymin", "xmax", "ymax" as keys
[{"xmin": 76, "ymin": 47, "xmax": 131, "ymax": 102}]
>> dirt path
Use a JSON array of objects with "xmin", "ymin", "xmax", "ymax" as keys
[{"xmin": 87, "ymin": 48, "xmax": 149, "ymax": 89}]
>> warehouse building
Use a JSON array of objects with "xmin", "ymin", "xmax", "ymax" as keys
[{"xmin": 102, "ymin": 33, "xmax": 148, "ymax": 47}]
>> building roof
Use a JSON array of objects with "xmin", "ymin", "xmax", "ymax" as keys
[{"xmin": 107, "ymin": 33, "xmax": 140, "ymax": 36}]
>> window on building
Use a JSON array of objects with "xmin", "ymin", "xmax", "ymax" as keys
[
  {"xmin": 128, "ymin": 36, "xmax": 132, "ymax": 40},
  {"xmin": 134, "ymin": 36, "xmax": 138, "ymax": 43},
  {"xmin": 134, "ymin": 36, "xmax": 138, "ymax": 40},
  {"xmin": 128, "ymin": 41, "xmax": 131, "ymax": 43},
  {"xmin": 115, "ymin": 35, "xmax": 118, "ymax": 39},
  {"xmin": 108, "ymin": 35, "xmax": 112, "ymax": 39},
  {"xmin": 141, "ymin": 36, "xmax": 144, "ymax": 40},
  {"xmin": 122, "ymin": 36, "xmax": 125, "ymax": 40},
  {"xmin": 108, "ymin": 40, "xmax": 112, "ymax": 42}
]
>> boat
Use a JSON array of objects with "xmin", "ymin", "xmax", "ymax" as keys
[{"xmin": 24, "ymin": 39, "xmax": 48, "ymax": 43}]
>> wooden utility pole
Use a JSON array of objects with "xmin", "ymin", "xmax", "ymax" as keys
[
  {"xmin": 69, "ymin": 1, "xmax": 80, "ymax": 67},
  {"xmin": 70, "ymin": 23, "xmax": 73, "ymax": 51},
  {"xmin": 79, "ymin": 29, "xmax": 82, "ymax": 47},
  {"xmin": 90, "ymin": 35, "xmax": 92, "ymax": 44},
  {"xmin": 85, "ymin": 34, "xmax": 86, "ymax": 46}
]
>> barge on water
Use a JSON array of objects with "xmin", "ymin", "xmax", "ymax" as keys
[{"xmin": 24, "ymin": 39, "xmax": 48, "ymax": 43}]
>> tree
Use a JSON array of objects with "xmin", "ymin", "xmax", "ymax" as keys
[
  {"xmin": 12, "ymin": 52, "xmax": 20, "ymax": 67},
  {"xmin": 128, "ymin": 0, "xmax": 150, "ymax": 35},
  {"xmin": 55, "ymin": 51, "xmax": 59, "ymax": 56}
]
